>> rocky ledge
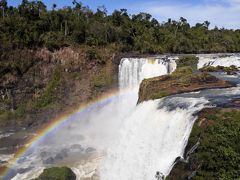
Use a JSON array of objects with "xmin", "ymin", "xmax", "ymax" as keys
[{"xmin": 138, "ymin": 67, "xmax": 234, "ymax": 103}]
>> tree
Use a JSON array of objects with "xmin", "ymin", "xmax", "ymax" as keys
[
  {"xmin": 52, "ymin": 3, "xmax": 57, "ymax": 11},
  {"xmin": 36, "ymin": 0, "xmax": 47, "ymax": 17},
  {"xmin": 72, "ymin": 0, "xmax": 82, "ymax": 19},
  {"xmin": 0, "ymin": 1, "xmax": 240, "ymax": 53},
  {"xmin": 0, "ymin": 0, "xmax": 8, "ymax": 19},
  {"xmin": 204, "ymin": 21, "xmax": 210, "ymax": 29}
]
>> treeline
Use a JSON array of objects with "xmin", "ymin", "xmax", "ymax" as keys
[{"xmin": 1, "ymin": 0, "xmax": 240, "ymax": 53}]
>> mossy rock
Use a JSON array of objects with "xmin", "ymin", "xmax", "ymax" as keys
[
  {"xmin": 138, "ymin": 68, "xmax": 232, "ymax": 103},
  {"xmin": 34, "ymin": 167, "xmax": 76, "ymax": 180}
]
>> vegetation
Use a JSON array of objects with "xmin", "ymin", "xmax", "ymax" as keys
[
  {"xmin": 177, "ymin": 55, "xmax": 199, "ymax": 71},
  {"xmin": 0, "ymin": 102, "xmax": 26, "ymax": 122},
  {"xmin": 172, "ymin": 66, "xmax": 194, "ymax": 77},
  {"xmin": 167, "ymin": 108, "xmax": 240, "ymax": 179},
  {"xmin": 0, "ymin": 1, "xmax": 240, "ymax": 53},
  {"xmin": 33, "ymin": 167, "xmax": 76, "ymax": 180},
  {"xmin": 34, "ymin": 67, "xmax": 61, "ymax": 109},
  {"xmin": 200, "ymin": 65, "xmax": 239, "ymax": 73},
  {"xmin": 92, "ymin": 68, "xmax": 114, "ymax": 92},
  {"xmin": 0, "ymin": 66, "xmax": 61, "ymax": 125}
]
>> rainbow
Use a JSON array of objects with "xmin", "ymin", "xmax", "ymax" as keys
[{"xmin": 1, "ymin": 88, "xmax": 132, "ymax": 179}]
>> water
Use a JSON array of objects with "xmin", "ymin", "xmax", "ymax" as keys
[
  {"xmin": 99, "ymin": 55, "xmax": 240, "ymax": 180},
  {"xmin": 197, "ymin": 54, "xmax": 240, "ymax": 69},
  {"xmin": 2, "ymin": 55, "xmax": 240, "ymax": 180},
  {"xmin": 99, "ymin": 98, "xmax": 208, "ymax": 180},
  {"xmin": 119, "ymin": 58, "xmax": 176, "ymax": 90}
]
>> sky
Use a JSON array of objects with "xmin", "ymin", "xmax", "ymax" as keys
[{"xmin": 7, "ymin": 0, "xmax": 240, "ymax": 29}]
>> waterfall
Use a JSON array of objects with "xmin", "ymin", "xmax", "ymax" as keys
[
  {"xmin": 119, "ymin": 58, "xmax": 176, "ymax": 90},
  {"xmin": 99, "ymin": 98, "xmax": 208, "ymax": 180},
  {"xmin": 99, "ymin": 58, "xmax": 207, "ymax": 180}
]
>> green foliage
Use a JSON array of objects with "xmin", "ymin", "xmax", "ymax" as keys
[
  {"xmin": 33, "ymin": 167, "xmax": 76, "ymax": 180},
  {"xmin": 92, "ymin": 69, "xmax": 113, "ymax": 91},
  {"xmin": 0, "ymin": 67, "xmax": 61, "ymax": 124},
  {"xmin": 200, "ymin": 65, "xmax": 239, "ymax": 72},
  {"xmin": 177, "ymin": 55, "xmax": 199, "ymax": 71},
  {"xmin": 34, "ymin": 67, "xmax": 61, "ymax": 109},
  {"xmin": 189, "ymin": 110, "xmax": 240, "ymax": 179},
  {"xmin": 1, "ymin": 1, "xmax": 240, "ymax": 52},
  {"xmin": 172, "ymin": 66, "xmax": 193, "ymax": 77},
  {"xmin": 0, "ymin": 103, "xmax": 27, "ymax": 122}
]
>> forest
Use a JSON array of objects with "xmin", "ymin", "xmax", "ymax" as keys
[{"xmin": 1, "ymin": 0, "xmax": 240, "ymax": 53}]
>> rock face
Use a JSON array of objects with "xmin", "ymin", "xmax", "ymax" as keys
[
  {"xmin": 0, "ymin": 47, "xmax": 117, "ymax": 130},
  {"xmin": 167, "ymin": 107, "xmax": 240, "ymax": 180},
  {"xmin": 34, "ymin": 167, "xmax": 76, "ymax": 180},
  {"xmin": 138, "ymin": 68, "xmax": 233, "ymax": 103}
]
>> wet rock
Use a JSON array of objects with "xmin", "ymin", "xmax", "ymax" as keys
[
  {"xmin": 40, "ymin": 151, "xmax": 50, "ymax": 159},
  {"xmin": 17, "ymin": 167, "xmax": 33, "ymax": 174},
  {"xmin": 55, "ymin": 153, "xmax": 64, "ymax": 161},
  {"xmin": 0, "ymin": 160, "xmax": 7, "ymax": 165},
  {"xmin": 60, "ymin": 148, "xmax": 69, "ymax": 156},
  {"xmin": 54, "ymin": 148, "xmax": 69, "ymax": 161},
  {"xmin": 70, "ymin": 144, "xmax": 84, "ymax": 152},
  {"xmin": 42, "ymin": 157, "xmax": 54, "ymax": 164},
  {"xmin": 85, "ymin": 147, "xmax": 96, "ymax": 153}
]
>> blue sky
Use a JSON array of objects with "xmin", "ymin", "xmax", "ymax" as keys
[{"xmin": 7, "ymin": 0, "xmax": 240, "ymax": 29}]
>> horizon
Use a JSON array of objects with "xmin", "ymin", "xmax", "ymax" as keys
[{"xmin": 6, "ymin": 0, "xmax": 240, "ymax": 30}]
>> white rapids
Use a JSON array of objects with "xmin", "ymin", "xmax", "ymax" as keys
[{"xmin": 197, "ymin": 54, "xmax": 240, "ymax": 69}]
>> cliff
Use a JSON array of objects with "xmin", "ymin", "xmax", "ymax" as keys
[{"xmin": 0, "ymin": 47, "xmax": 118, "ymax": 130}]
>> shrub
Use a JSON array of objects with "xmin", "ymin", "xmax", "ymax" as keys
[
  {"xmin": 92, "ymin": 70, "xmax": 113, "ymax": 91},
  {"xmin": 200, "ymin": 65, "xmax": 238, "ymax": 72},
  {"xmin": 86, "ymin": 48, "xmax": 98, "ymax": 60},
  {"xmin": 34, "ymin": 67, "xmax": 61, "ymax": 109},
  {"xmin": 177, "ymin": 55, "xmax": 199, "ymax": 71},
  {"xmin": 172, "ymin": 66, "xmax": 193, "ymax": 77}
]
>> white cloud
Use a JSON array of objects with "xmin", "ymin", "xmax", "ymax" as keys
[{"xmin": 129, "ymin": 0, "xmax": 240, "ymax": 29}]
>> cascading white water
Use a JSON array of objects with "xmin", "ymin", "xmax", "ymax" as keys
[
  {"xmin": 99, "ymin": 58, "xmax": 208, "ymax": 179},
  {"xmin": 119, "ymin": 58, "xmax": 176, "ymax": 90},
  {"xmin": 99, "ymin": 98, "xmax": 208, "ymax": 180},
  {"xmin": 197, "ymin": 54, "xmax": 240, "ymax": 69}
]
